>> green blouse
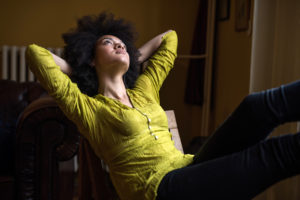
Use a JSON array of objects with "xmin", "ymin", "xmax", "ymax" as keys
[{"xmin": 26, "ymin": 31, "xmax": 194, "ymax": 200}]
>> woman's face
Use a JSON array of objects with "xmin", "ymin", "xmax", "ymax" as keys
[{"xmin": 93, "ymin": 35, "xmax": 130, "ymax": 76}]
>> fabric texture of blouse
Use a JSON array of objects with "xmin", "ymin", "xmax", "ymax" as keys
[{"xmin": 26, "ymin": 30, "xmax": 194, "ymax": 200}]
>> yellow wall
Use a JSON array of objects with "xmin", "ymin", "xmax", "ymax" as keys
[
  {"xmin": 0, "ymin": 0, "xmax": 199, "ymax": 49},
  {"xmin": 210, "ymin": 0, "xmax": 253, "ymax": 134}
]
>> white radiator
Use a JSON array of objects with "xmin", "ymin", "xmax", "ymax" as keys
[{"xmin": 1, "ymin": 45, "xmax": 63, "ymax": 82}]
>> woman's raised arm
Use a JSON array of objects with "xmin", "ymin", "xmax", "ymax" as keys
[
  {"xmin": 26, "ymin": 44, "xmax": 99, "ymax": 140},
  {"xmin": 138, "ymin": 30, "xmax": 173, "ymax": 64},
  {"xmin": 133, "ymin": 30, "xmax": 178, "ymax": 104}
]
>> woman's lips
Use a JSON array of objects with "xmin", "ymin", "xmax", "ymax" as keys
[{"xmin": 115, "ymin": 49, "xmax": 126, "ymax": 54}]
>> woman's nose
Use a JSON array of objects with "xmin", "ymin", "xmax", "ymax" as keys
[{"xmin": 115, "ymin": 43, "xmax": 124, "ymax": 49}]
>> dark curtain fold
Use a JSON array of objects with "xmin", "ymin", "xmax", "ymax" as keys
[{"xmin": 184, "ymin": 0, "xmax": 208, "ymax": 106}]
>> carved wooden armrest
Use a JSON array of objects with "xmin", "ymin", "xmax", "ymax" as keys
[{"xmin": 15, "ymin": 96, "xmax": 80, "ymax": 200}]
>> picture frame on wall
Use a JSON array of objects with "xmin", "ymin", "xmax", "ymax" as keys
[
  {"xmin": 217, "ymin": 0, "xmax": 230, "ymax": 21},
  {"xmin": 235, "ymin": 0, "xmax": 251, "ymax": 31}
]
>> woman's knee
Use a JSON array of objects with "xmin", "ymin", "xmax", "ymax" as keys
[
  {"xmin": 239, "ymin": 92, "xmax": 263, "ymax": 113},
  {"xmin": 241, "ymin": 91, "xmax": 281, "ymax": 126}
]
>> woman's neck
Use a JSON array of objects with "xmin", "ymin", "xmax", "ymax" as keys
[{"xmin": 97, "ymin": 74, "xmax": 127, "ymax": 101}]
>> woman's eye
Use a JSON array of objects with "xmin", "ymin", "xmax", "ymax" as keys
[{"xmin": 103, "ymin": 40, "xmax": 113, "ymax": 45}]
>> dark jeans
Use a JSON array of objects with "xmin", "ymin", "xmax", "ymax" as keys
[{"xmin": 156, "ymin": 80, "xmax": 300, "ymax": 200}]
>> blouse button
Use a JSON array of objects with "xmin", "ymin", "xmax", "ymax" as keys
[
  {"xmin": 148, "ymin": 125, "xmax": 152, "ymax": 130},
  {"xmin": 148, "ymin": 118, "xmax": 151, "ymax": 122},
  {"xmin": 155, "ymin": 135, "xmax": 159, "ymax": 140}
]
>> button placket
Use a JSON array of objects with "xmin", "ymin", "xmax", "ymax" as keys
[{"xmin": 134, "ymin": 107, "xmax": 158, "ymax": 140}]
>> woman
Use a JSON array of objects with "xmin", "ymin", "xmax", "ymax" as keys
[{"xmin": 26, "ymin": 12, "xmax": 300, "ymax": 200}]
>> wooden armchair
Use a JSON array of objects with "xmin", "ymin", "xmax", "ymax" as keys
[{"xmin": 78, "ymin": 110, "xmax": 184, "ymax": 200}]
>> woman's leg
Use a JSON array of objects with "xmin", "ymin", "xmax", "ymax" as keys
[
  {"xmin": 193, "ymin": 80, "xmax": 300, "ymax": 164},
  {"xmin": 157, "ymin": 133, "xmax": 300, "ymax": 200}
]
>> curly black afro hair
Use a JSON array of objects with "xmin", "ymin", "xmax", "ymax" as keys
[{"xmin": 62, "ymin": 12, "xmax": 141, "ymax": 97}]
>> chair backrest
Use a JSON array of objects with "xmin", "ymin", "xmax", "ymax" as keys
[
  {"xmin": 78, "ymin": 110, "xmax": 183, "ymax": 200},
  {"xmin": 165, "ymin": 110, "xmax": 184, "ymax": 153}
]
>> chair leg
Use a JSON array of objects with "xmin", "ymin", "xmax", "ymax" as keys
[{"xmin": 78, "ymin": 139, "xmax": 93, "ymax": 200}]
